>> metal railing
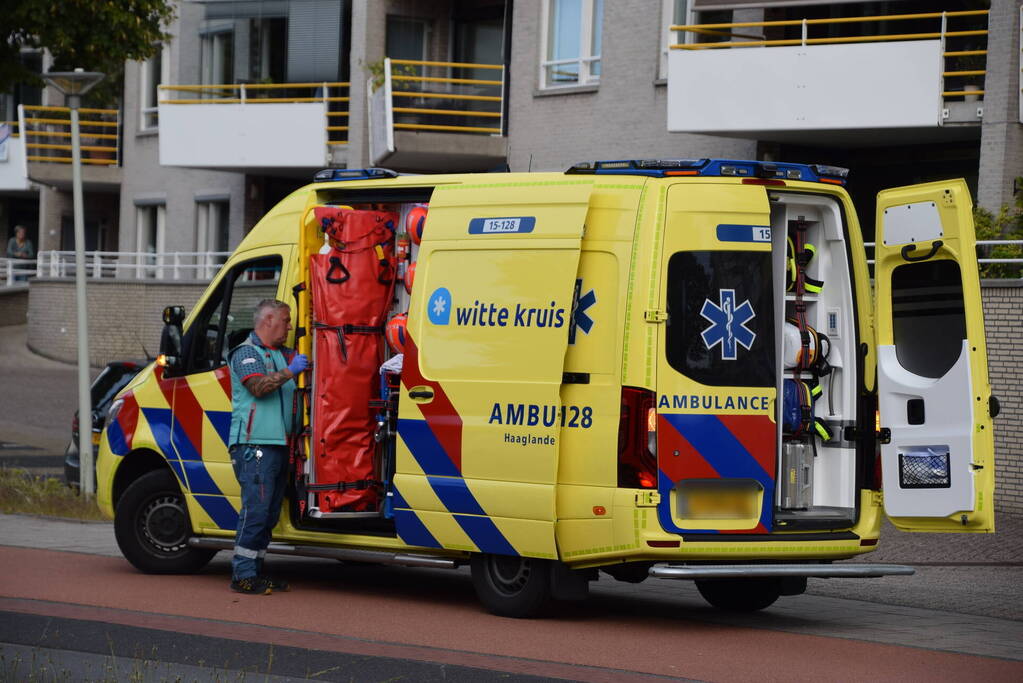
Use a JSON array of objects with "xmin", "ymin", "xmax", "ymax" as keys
[
  {"xmin": 20, "ymin": 105, "xmax": 120, "ymax": 165},
  {"xmin": 159, "ymin": 82, "xmax": 351, "ymax": 146},
  {"xmin": 864, "ymin": 240, "xmax": 1023, "ymax": 276},
  {"xmin": 1, "ymin": 258, "xmax": 36, "ymax": 286},
  {"xmin": 24, "ymin": 250, "xmax": 232, "ymax": 283},
  {"xmin": 1, "ymin": 120, "xmax": 18, "ymax": 137},
  {"xmin": 670, "ymin": 9, "xmax": 989, "ymax": 101},
  {"xmin": 387, "ymin": 58, "xmax": 505, "ymax": 136}
]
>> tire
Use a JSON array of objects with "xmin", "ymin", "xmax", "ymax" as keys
[
  {"xmin": 695, "ymin": 577, "xmax": 782, "ymax": 612},
  {"xmin": 114, "ymin": 469, "xmax": 216, "ymax": 574},
  {"xmin": 470, "ymin": 554, "xmax": 551, "ymax": 618}
]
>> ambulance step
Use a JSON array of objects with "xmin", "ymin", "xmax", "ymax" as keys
[
  {"xmin": 307, "ymin": 508, "xmax": 380, "ymax": 519},
  {"xmin": 648, "ymin": 563, "xmax": 915, "ymax": 580},
  {"xmin": 187, "ymin": 538, "xmax": 457, "ymax": 569}
]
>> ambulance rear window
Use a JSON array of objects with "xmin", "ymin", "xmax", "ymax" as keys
[{"xmin": 665, "ymin": 251, "xmax": 776, "ymax": 387}]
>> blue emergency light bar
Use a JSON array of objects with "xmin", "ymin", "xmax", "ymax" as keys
[
  {"xmin": 565, "ymin": 159, "xmax": 849, "ymax": 185},
  {"xmin": 313, "ymin": 167, "xmax": 399, "ymax": 182}
]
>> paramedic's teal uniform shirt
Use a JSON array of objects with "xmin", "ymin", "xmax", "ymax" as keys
[{"xmin": 228, "ymin": 332, "xmax": 296, "ymax": 446}]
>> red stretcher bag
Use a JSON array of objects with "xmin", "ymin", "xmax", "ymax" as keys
[{"xmin": 308, "ymin": 207, "xmax": 397, "ymax": 512}]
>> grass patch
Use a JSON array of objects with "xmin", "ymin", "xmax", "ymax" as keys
[{"xmin": 0, "ymin": 467, "xmax": 106, "ymax": 521}]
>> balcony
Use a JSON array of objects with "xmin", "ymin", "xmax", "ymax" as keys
[
  {"xmin": 2, "ymin": 106, "xmax": 121, "ymax": 192},
  {"xmin": 157, "ymin": 82, "xmax": 350, "ymax": 173},
  {"xmin": 666, "ymin": 9, "xmax": 989, "ymax": 146},
  {"xmin": 369, "ymin": 59, "xmax": 507, "ymax": 172}
]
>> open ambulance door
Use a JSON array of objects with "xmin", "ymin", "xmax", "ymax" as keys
[
  {"xmin": 393, "ymin": 178, "xmax": 593, "ymax": 558},
  {"xmin": 874, "ymin": 179, "xmax": 995, "ymax": 532}
]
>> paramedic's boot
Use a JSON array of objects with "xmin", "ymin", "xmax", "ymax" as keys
[
  {"xmin": 255, "ymin": 559, "xmax": 290, "ymax": 592},
  {"xmin": 231, "ymin": 576, "xmax": 272, "ymax": 595},
  {"xmin": 259, "ymin": 574, "xmax": 290, "ymax": 592}
]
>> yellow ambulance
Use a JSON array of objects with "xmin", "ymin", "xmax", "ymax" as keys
[{"xmin": 96, "ymin": 159, "xmax": 996, "ymax": 617}]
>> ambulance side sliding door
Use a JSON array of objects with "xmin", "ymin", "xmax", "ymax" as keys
[{"xmin": 393, "ymin": 180, "xmax": 592, "ymax": 559}]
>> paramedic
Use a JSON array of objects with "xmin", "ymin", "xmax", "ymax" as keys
[{"xmin": 227, "ymin": 298, "xmax": 308, "ymax": 595}]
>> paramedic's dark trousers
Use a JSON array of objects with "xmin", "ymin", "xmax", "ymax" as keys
[{"xmin": 230, "ymin": 444, "xmax": 288, "ymax": 579}]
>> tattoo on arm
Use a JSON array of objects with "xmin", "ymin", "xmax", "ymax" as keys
[{"xmin": 244, "ymin": 370, "xmax": 293, "ymax": 398}]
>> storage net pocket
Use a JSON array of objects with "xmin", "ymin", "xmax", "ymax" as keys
[{"xmin": 898, "ymin": 447, "xmax": 951, "ymax": 489}]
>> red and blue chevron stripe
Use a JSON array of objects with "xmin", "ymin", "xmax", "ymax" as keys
[
  {"xmin": 394, "ymin": 334, "xmax": 519, "ymax": 555},
  {"xmin": 657, "ymin": 412, "xmax": 776, "ymax": 534}
]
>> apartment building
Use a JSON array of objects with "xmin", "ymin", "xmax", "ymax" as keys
[{"xmin": 0, "ymin": 0, "xmax": 1019, "ymax": 256}]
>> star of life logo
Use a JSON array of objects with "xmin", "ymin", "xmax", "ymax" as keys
[
  {"xmin": 568, "ymin": 278, "xmax": 596, "ymax": 345},
  {"xmin": 700, "ymin": 288, "xmax": 756, "ymax": 361},
  {"xmin": 428, "ymin": 287, "xmax": 452, "ymax": 325}
]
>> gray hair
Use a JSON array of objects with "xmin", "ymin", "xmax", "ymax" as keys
[{"xmin": 253, "ymin": 298, "xmax": 290, "ymax": 326}]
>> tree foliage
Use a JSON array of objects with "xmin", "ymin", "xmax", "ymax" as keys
[
  {"xmin": 1, "ymin": 0, "xmax": 176, "ymax": 104},
  {"xmin": 974, "ymin": 180, "xmax": 1023, "ymax": 279}
]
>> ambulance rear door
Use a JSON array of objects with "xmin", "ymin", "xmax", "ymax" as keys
[
  {"xmin": 874, "ymin": 179, "xmax": 995, "ymax": 532},
  {"xmin": 393, "ymin": 177, "xmax": 593, "ymax": 559},
  {"xmin": 655, "ymin": 182, "xmax": 777, "ymax": 535}
]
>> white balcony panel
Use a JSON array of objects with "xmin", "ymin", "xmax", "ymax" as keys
[
  {"xmin": 668, "ymin": 41, "xmax": 942, "ymax": 134},
  {"xmin": 159, "ymin": 103, "xmax": 327, "ymax": 168},
  {"xmin": 0, "ymin": 133, "xmax": 31, "ymax": 191}
]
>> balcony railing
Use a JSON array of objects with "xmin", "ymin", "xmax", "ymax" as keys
[
  {"xmin": 386, "ymin": 58, "xmax": 505, "ymax": 136},
  {"xmin": 0, "ymin": 251, "xmax": 232, "ymax": 285},
  {"xmin": 20, "ymin": 105, "xmax": 120, "ymax": 165},
  {"xmin": 670, "ymin": 9, "xmax": 989, "ymax": 101},
  {"xmin": 159, "ymin": 82, "xmax": 350, "ymax": 146}
]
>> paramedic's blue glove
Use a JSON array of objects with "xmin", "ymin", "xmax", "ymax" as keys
[{"xmin": 288, "ymin": 353, "xmax": 308, "ymax": 376}]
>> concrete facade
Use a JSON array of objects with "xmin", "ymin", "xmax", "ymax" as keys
[
  {"xmin": 977, "ymin": 0, "xmax": 1023, "ymax": 212},
  {"xmin": 117, "ymin": 3, "xmax": 247, "ymax": 257},
  {"xmin": 506, "ymin": 0, "xmax": 754, "ymax": 172}
]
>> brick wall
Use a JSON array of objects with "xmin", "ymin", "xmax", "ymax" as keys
[
  {"xmin": 27, "ymin": 278, "xmax": 207, "ymax": 365},
  {"xmin": 0, "ymin": 286, "xmax": 28, "ymax": 326},
  {"xmin": 982, "ymin": 280, "xmax": 1023, "ymax": 514}
]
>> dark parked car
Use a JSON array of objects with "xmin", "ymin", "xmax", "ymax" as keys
[{"xmin": 65, "ymin": 360, "xmax": 146, "ymax": 487}]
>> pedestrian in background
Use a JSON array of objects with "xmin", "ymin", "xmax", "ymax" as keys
[
  {"xmin": 6, "ymin": 225, "xmax": 35, "ymax": 282},
  {"xmin": 227, "ymin": 298, "xmax": 308, "ymax": 595}
]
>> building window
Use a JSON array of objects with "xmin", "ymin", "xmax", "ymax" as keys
[
  {"xmin": 196, "ymin": 200, "xmax": 230, "ymax": 279},
  {"xmin": 541, "ymin": 0, "xmax": 603, "ymax": 89},
  {"xmin": 139, "ymin": 46, "xmax": 168, "ymax": 130},
  {"xmin": 201, "ymin": 25, "xmax": 235, "ymax": 87},
  {"xmin": 135, "ymin": 204, "xmax": 166, "ymax": 278},
  {"xmin": 659, "ymin": 0, "xmax": 688, "ymax": 80}
]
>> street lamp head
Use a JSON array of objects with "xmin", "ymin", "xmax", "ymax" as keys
[{"xmin": 42, "ymin": 70, "xmax": 105, "ymax": 105}]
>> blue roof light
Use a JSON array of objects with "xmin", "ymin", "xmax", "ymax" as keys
[
  {"xmin": 566, "ymin": 158, "xmax": 848, "ymax": 184},
  {"xmin": 313, "ymin": 168, "xmax": 399, "ymax": 182}
]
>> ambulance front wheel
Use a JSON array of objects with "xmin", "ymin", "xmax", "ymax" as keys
[
  {"xmin": 695, "ymin": 577, "xmax": 782, "ymax": 612},
  {"xmin": 114, "ymin": 469, "xmax": 216, "ymax": 574},
  {"xmin": 470, "ymin": 554, "xmax": 551, "ymax": 618}
]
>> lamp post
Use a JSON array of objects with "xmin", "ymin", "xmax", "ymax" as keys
[{"xmin": 42, "ymin": 69, "xmax": 104, "ymax": 496}]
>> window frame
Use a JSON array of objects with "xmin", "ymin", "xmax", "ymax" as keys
[
  {"xmin": 539, "ymin": 0, "xmax": 604, "ymax": 90},
  {"xmin": 139, "ymin": 45, "xmax": 169, "ymax": 131},
  {"xmin": 195, "ymin": 199, "xmax": 231, "ymax": 279},
  {"xmin": 135, "ymin": 203, "xmax": 166, "ymax": 279},
  {"xmin": 658, "ymin": 0, "xmax": 689, "ymax": 80}
]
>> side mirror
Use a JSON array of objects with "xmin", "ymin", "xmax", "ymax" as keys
[
  {"xmin": 163, "ymin": 305, "xmax": 185, "ymax": 326},
  {"xmin": 159, "ymin": 305, "xmax": 185, "ymax": 367}
]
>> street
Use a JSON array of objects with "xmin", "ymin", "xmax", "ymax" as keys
[{"xmin": 1, "ymin": 323, "xmax": 1022, "ymax": 680}]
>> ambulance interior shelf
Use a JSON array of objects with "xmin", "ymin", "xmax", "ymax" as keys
[
  {"xmin": 770, "ymin": 192, "xmax": 858, "ymax": 525},
  {"xmin": 298, "ymin": 199, "xmax": 424, "ymax": 523}
]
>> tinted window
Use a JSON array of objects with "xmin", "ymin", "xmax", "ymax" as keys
[
  {"xmin": 666, "ymin": 251, "xmax": 775, "ymax": 387},
  {"xmin": 180, "ymin": 256, "xmax": 282, "ymax": 375},
  {"xmin": 892, "ymin": 260, "xmax": 966, "ymax": 378},
  {"xmin": 91, "ymin": 364, "xmax": 141, "ymax": 410}
]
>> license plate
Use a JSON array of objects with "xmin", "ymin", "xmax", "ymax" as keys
[{"xmin": 680, "ymin": 485, "xmax": 758, "ymax": 519}]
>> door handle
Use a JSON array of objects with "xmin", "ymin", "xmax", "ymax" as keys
[
  {"xmin": 408, "ymin": 387, "xmax": 434, "ymax": 403},
  {"xmin": 900, "ymin": 240, "xmax": 943, "ymax": 262}
]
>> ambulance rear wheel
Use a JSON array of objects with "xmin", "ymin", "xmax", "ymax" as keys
[
  {"xmin": 695, "ymin": 578, "xmax": 782, "ymax": 612},
  {"xmin": 471, "ymin": 554, "xmax": 551, "ymax": 618},
  {"xmin": 115, "ymin": 469, "xmax": 216, "ymax": 574}
]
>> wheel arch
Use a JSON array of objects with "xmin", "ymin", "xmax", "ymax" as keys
[{"xmin": 113, "ymin": 449, "xmax": 178, "ymax": 509}]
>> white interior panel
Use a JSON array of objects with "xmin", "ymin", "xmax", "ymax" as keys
[
  {"xmin": 882, "ymin": 201, "xmax": 943, "ymax": 245},
  {"xmin": 877, "ymin": 342, "xmax": 975, "ymax": 517}
]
